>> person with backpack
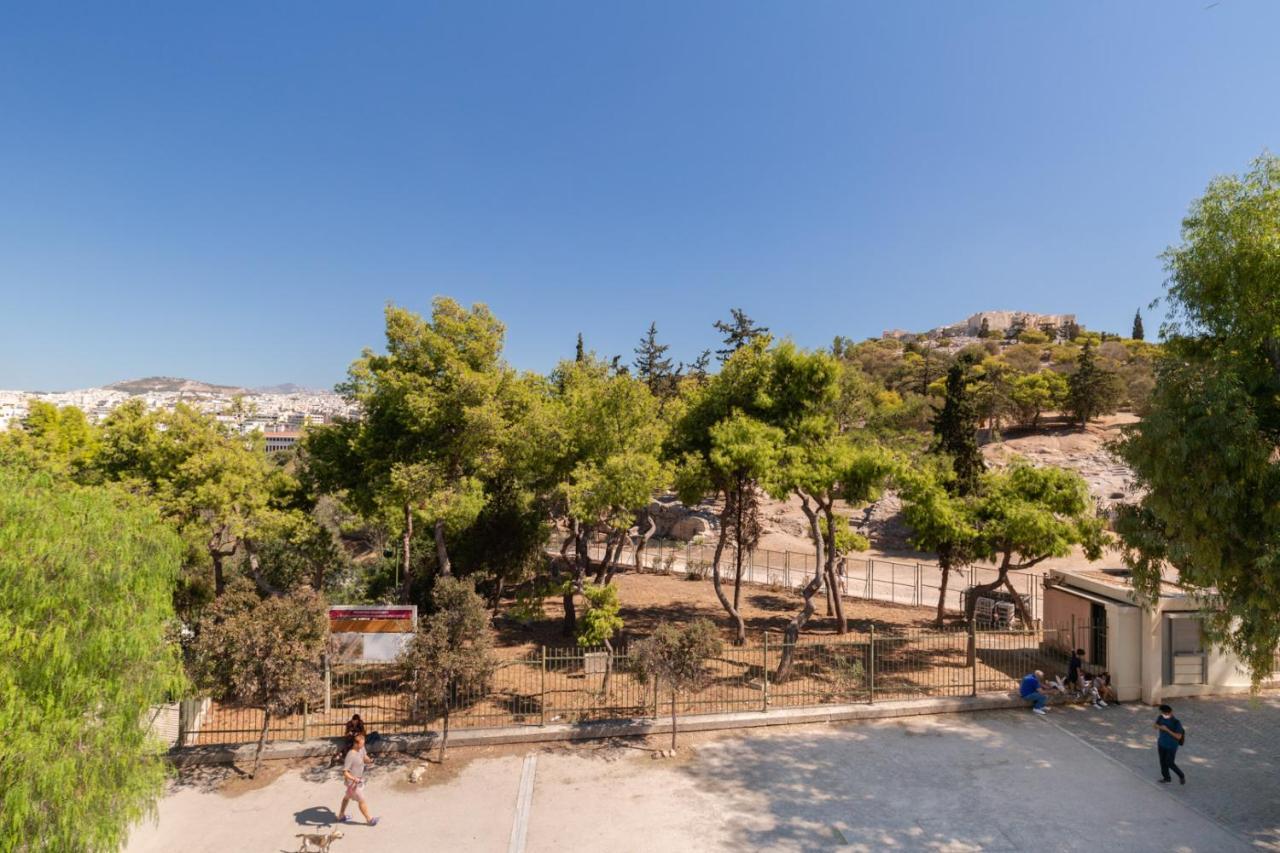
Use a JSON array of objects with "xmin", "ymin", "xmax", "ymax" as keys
[{"xmin": 1153, "ymin": 703, "xmax": 1186, "ymax": 784}]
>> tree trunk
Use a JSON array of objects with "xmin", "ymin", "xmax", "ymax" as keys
[
  {"xmin": 439, "ymin": 702, "xmax": 450, "ymax": 763},
  {"xmin": 401, "ymin": 503, "xmax": 413, "ymax": 602},
  {"xmin": 631, "ymin": 510, "xmax": 656, "ymax": 575},
  {"xmin": 434, "ymin": 518, "xmax": 452, "ymax": 577},
  {"xmin": 935, "ymin": 560, "xmax": 952, "ymax": 628},
  {"xmin": 251, "ymin": 710, "xmax": 271, "ymax": 779},
  {"xmin": 601, "ymin": 637, "xmax": 614, "ymax": 697},
  {"xmin": 732, "ymin": 485, "xmax": 745, "ymax": 612},
  {"xmin": 822, "ymin": 505, "xmax": 846, "ymax": 634},
  {"xmin": 774, "ymin": 495, "xmax": 827, "ymax": 682},
  {"xmin": 1002, "ymin": 574, "xmax": 1035, "ymax": 628},
  {"xmin": 212, "ymin": 551, "xmax": 227, "ymax": 597},
  {"xmin": 708, "ymin": 520, "xmax": 747, "ymax": 646},
  {"xmin": 670, "ymin": 689, "xmax": 678, "ymax": 752},
  {"xmin": 562, "ymin": 523, "xmax": 586, "ymax": 636}
]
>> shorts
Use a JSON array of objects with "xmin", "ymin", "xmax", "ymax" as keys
[{"xmin": 344, "ymin": 780, "xmax": 365, "ymax": 802}]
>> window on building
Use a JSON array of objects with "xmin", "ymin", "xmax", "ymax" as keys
[{"xmin": 1164, "ymin": 615, "xmax": 1206, "ymax": 685}]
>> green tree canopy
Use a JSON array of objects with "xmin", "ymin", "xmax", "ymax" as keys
[
  {"xmin": 0, "ymin": 469, "xmax": 186, "ymax": 850},
  {"xmin": 1066, "ymin": 341, "xmax": 1124, "ymax": 426},
  {"xmin": 1116, "ymin": 153, "xmax": 1280, "ymax": 682}
]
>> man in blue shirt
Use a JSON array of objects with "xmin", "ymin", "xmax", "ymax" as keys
[
  {"xmin": 1020, "ymin": 669, "xmax": 1049, "ymax": 715},
  {"xmin": 1154, "ymin": 704, "xmax": 1186, "ymax": 784}
]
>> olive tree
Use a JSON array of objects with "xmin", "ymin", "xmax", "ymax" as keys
[
  {"xmin": 633, "ymin": 619, "xmax": 723, "ymax": 751},
  {"xmin": 190, "ymin": 583, "xmax": 329, "ymax": 777},
  {"xmin": 399, "ymin": 577, "xmax": 496, "ymax": 762}
]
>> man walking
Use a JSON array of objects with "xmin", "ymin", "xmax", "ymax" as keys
[
  {"xmin": 1020, "ymin": 669, "xmax": 1050, "ymax": 715},
  {"xmin": 1154, "ymin": 704, "xmax": 1186, "ymax": 785},
  {"xmin": 337, "ymin": 732, "xmax": 381, "ymax": 825}
]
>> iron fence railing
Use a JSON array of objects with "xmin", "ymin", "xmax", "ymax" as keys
[
  {"xmin": 178, "ymin": 622, "xmax": 1104, "ymax": 747},
  {"xmin": 547, "ymin": 534, "xmax": 1042, "ymax": 621}
]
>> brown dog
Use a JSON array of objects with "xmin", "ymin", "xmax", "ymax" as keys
[{"xmin": 295, "ymin": 829, "xmax": 343, "ymax": 852}]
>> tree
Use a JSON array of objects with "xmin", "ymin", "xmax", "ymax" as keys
[
  {"xmin": 633, "ymin": 321, "xmax": 675, "ymax": 399},
  {"xmin": 575, "ymin": 332, "xmax": 585, "ymax": 363},
  {"xmin": 1009, "ymin": 370, "xmax": 1069, "ymax": 429},
  {"xmin": 713, "ymin": 308, "xmax": 770, "ymax": 363},
  {"xmin": 0, "ymin": 469, "xmax": 186, "ymax": 851},
  {"xmin": 964, "ymin": 463, "xmax": 1108, "ymax": 625},
  {"xmin": 190, "ymin": 583, "xmax": 328, "ymax": 777},
  {"xmin": 932, "ymin": 357, "xmax": 985, "ymax": 496},
  {"xmin": 97, "ymin": 400, "xmax": 280, "ymax": 597},
  {"xmin": 576, "ymin": 583, "xmax": 624, "ymax": 693},
  {"xmin": 1132, "ymin": 309, "xmax": 1145, "ymax": 341},
  {"xmin": 541, "ymin": 356, "xmax": 666, "ymax": 633},
  {"xmin": 1114, "ymin": 154, "xmax": 1280, "ymax": 682},
  {"xmin": 633, "ymin": 619, "xmax": 722, "ymax": 751},
  {"xmin": 898, "ymin": 462, "xmax": 980, "ymax": 627},
  {"xmin": 0, "ymin": 400, "xmax": 99, "ymax": 478},
  {"xmin": 979, "ymin": 317, "xmax": 991, "ymax": 338},
  {"xmin": 399, "ymin": 577, "xmax": 496, "ymax": 762},
  {"xmin": 1066, "ymin": 341, "xmax": 1124, "ymax": 426},
  {"xmin": 669, "ymin": 338, "xmax": 782, "ymax": 645},
  {"xmin": 316, "ymin": 300, "xmax": 513, "ymax": 599}
]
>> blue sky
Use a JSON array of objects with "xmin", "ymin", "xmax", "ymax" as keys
[{"xmin": 2, "ymin": 2, "xmax": 1278, "ymax": 390}]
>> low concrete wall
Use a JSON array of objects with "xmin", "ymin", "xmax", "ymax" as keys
[{"xmin": 170, "ymin": 693, "xmax": 1032, "ymax": 767}]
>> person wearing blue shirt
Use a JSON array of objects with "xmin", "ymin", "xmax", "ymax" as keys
[
  {"xmin": 1154, "ymin": 704, "xmax": 1186, "ymax": 784},
  {"xmin": 1020, "ymin": 669, "xmax": 1049, "ymax": 715}
]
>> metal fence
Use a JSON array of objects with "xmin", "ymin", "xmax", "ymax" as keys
[
  {"xmin": 179, "ymin": 622, "xmax": 1102, "ymax": 747},
  {"xmin": 548, "ymin": 534, "xmax": 1042, "ymax": 621}
]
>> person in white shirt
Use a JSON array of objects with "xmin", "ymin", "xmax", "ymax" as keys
[{"xmin": 336, "ymin": 732, "xmax": 379, "ymax": 826}]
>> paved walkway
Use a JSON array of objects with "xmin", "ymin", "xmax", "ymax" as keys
[{"xmin": 129, "ymin": 698, "xmax": 1278, "ymax": 852}]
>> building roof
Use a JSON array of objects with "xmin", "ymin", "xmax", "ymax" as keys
[{"xmin": 1049, "ymin": 566, "xmax": 1201, "ymax": 607}]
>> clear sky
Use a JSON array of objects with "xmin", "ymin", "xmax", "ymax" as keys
[{"xmin": 2, "ymin": 2, "xmax": 1278, "ymax": 391}]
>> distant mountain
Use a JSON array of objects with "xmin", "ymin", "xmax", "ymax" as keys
[
  {"xmin": 251, "ymin": 383, "xmax": 328, "ymax": 395},
  {"xmin": 106, "ymin": 376, "xmax": 250, "ymax": 396}
]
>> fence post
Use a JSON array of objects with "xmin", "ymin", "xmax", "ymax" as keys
[
  {"xmin": 539, "ymin": 647, "xmax": 547, "ymax": 727},
  {"xmin": 302, "ymin": 700, "xmax": 309, "ymax": 741},
  {"xmin": 915, "ymin": 564, "xmax": 922, "ymax": 608},
  {"xmin": 784, "ymin": 551, "xmax": 791, "ymax": 588},
  {"xmin": 762, "ymin": 632, "xmax": 769, "ymax": 712},
  {"xmin": 868, "ymin": 625, "xmax": 875, "ymax": 704},
  {"xmin": 969, "ymin": 619, "xmax": 978, "ymax": 697},
  {"xmin": 323, "ymin": 658, "xmax": 331, "ymax": 714}
]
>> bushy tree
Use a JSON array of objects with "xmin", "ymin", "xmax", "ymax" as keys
[
  {"xmin": 97, "ymin": 400, "xmax": 281, "ymax": 597},
  {"xmin": 190, "ymin": 583, "xmax": 328, "ymax": 777},
  {"xmin": 312, "ymin": 300, "xmax": 514, "ymax": 599},
  {"xmin": 1066, "ymin": 341, "xmax": 1125, "ymax": 426},
  {"xmin": 399, "ymin": 577, "xmax": 495, "ymax": 761},
  {"xmin": 669, "ymin": 338, "xmax": 782, "ymax": 644},
  {"xmin": 0, "ymin": 400, "xmax": 99, "ymax": 477},
  {"xmin": 965, "ymin": 463, "xmax": 1109, "ymax": 625},
  {"xmin": 1009, "ymin": 370, "xmax": 1069, "ymax": 428},
  {"xmin": 0, "ymin": 470, "xmax": 186, "ymax": 851},
  {"xmin": 1115, "ymin": 154, "xmax": 1280, "ymax": 681},
  {"xmin": 898, "ymin": 461, "xmax": 980, "ymax": 626},
  {"xmin": 633, "ymin": 619, "xmax": 722, "ymax": 751}
]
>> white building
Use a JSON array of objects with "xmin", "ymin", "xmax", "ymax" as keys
[{"xmin": 1042, "ymin": 567, "xmax": 1273, "ymax": 704}]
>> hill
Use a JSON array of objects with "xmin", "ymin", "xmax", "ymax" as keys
[{"xmin": 105, "ymin": 376, "xmax": 249, "ymax": 396}]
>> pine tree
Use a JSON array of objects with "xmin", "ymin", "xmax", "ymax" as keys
[
  {"xmin": 633, "ymin": 322, "xmax": 674, "ymax": 396},
  {"xmin": 1067, "ymin": 340, "xmax": 1124, "ymax": 426},
  {"xmin": 1132, "ymin": 309, "xmax": 1145, "ymax": 341},
  {"xmin": 714, "ymin": 308, "xmax": 769, "ymax": 362},
  {"xmin": 979, "ymin": 317, "xmax": 991, "ymax": 338},
  {"xmin": 932, "ymin": 356, "xmax": 985, "ymax": 496},
  {"xmin": 575, "ymin": 332, "xmax": 585, "ymax": 363}
]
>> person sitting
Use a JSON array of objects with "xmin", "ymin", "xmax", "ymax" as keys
[
  {"xmin": 1079, "ymin": 673, "xmax": 1107, "ymax": 708},
  {"xmin": 1019, "ymin": 670, "xmax": 1051, "ymax": 716},
  {"xmin": 1093, "ymin": 671, "xmax": 1119, "ymax": 705},
  {"xmin": 343, "ymin": 714, "xmax": 366, "ymax": 754}
]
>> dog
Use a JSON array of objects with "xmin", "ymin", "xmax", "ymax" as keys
[{"xmin": 295, "ymin": 830, "xmax": 343, "ymax": 852}]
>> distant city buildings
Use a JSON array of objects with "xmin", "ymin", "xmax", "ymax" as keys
[{"xmin": 0, "ymin": 382, "xmax": 358, "ymax": 438}]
